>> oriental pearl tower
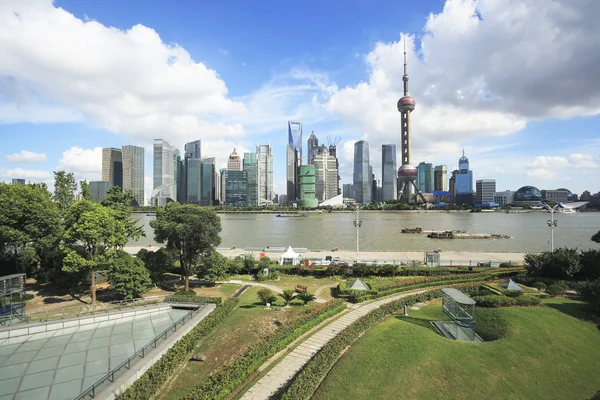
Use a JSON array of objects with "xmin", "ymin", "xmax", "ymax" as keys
[{"xmin": 397, "ymin": 39, "xmax": 425, "ymax": 203}]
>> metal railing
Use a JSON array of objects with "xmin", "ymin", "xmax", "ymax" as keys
[{"xmin": 76, "ymin": 304, "xmax": 204, "ymax": 399}]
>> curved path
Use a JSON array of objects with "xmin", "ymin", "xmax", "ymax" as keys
[{"xmin": 241, "ymin": 288, "xmax": 430, "ymax": 400}]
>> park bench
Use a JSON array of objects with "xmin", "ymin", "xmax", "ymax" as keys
[{"xmin": 295, "ymin": 284, "xmax": 308, "ymax": 293}]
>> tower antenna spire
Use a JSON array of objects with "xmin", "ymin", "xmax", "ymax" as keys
[{"xmin": 403, "ymin": 36, "xmax": 409, "ymax": 96}]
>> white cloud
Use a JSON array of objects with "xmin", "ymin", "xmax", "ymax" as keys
[
  {"xmin": 525, "ymin": 153, "xmax": 600, "ymax": 181},
  {"xmin": 0, "ymin": 167, "xmax": 52, "ymax": 181},
  {"xmin": 56, "ymin": 146, "xmax": 102, "ymax": 182},
  {"xmin": 0, "ymin": 0, "xmax": 246, "ymax": 144},
  {"xmin": 6, "ymin": 150, "xmax": 47, "ymax": 163}
]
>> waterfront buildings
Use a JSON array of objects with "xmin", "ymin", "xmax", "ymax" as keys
[
  {"xmin": 200, "ymin": 158, "xmax": 215, "ymax": 206},
  {"xmin": 184, "ymin": 140, "xmax": 201, "ymax": 159},
  {"xmin": 297, "ymin": 165, "xmax": 318, "ymax": 208},
  {"xmin": 513, "ymin": 185, "xmax": 543, "ymax": 206},
  {"xmin": 353, "ymin": 140, "xmax": 371, "ymax": 204},
  {"xmin": 381, "ymin": 144, "xmax": 397, "ymax": 201},
  {"xmin": 417, "ymin": 162, "xmax": 434, "ymax": 194},
  {"xmin": 225, "ymin": 170, "xmax": 247, "ymax": 207},
  {"xmin": 287, "ymin": 121, "xmax": 302, "ymax": 203},
  {"xmin": 151, "ymin": 139, "xmax": 178, "ymax": 206},
  {"xmin": 396, "ymin": 42, "xmax": 422, "ymax": 202},
  {"xmin": 89, "ymin": 181, "xmax": 111, "ymax": 202},
  {"xmin": 434, "ymin": 165, "xmax": 447, "ymax": 191},
  {"xmin": 243, "ymin": 152, "xmax": 258, "ymax": 207},
  {"xmin": 11, "ymin": 179, "xmax": 25, "ymax": 185},
  {"xmin": 219, "ymin": 168, "xmax": 227, "ymax": 206},
  {"xmin": 257, "ymin": 143, "xmax": 274, "ymax": 205},
  {"xmin": 541, "ymin": 189, "xmax": 569, "ymax": 204},
  {"xmin": 307, "ymin": 131, "xmax": 319, "ymax": 166},
  {"xmin": 102, "ymin": 145, "xmax": 144, "ymax": 205},
  {"xmin": 227, "ymin": 149, "xmax": 242, "ymax": 171},
  {"xmin": 343, "ymin": 183, "xmax": 353, "ymax": 199},
  {"xmin": 494, "ymin": 190, "xmax": 515, "ymax": 206},
  {"xmin": 475, "ymin": 179, "xmax": 496, "ymax": 204},
  {"xmin": 313, "ymin": 151, "xmax": 339, "ymax": 202},
  {"xmin": 328, "ymin": 138, "xmax": 341, "ymax": 196},
  {"xmin": 453, "ymin": 150, "xmax": 474, "ymax": 205}
]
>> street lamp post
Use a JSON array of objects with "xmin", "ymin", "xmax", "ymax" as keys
[
  {"xmin": 543, "ymin": 203, "xmax": 560, "ymax": 253},
  {"xmin": 353, "ymin": 205, "xmax": 363, "ymax": 263}
]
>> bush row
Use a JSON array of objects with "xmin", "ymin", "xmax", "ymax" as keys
[
  {"xmin": 164, "ymin": 295, "xmax": 223, "ymax": 305},
  {"xmin": 279, "ymin": 284, "xmax": 482, "ymax": 400},
  {"xmin": 118, "ymin": 298, "xmax": 239, "ymax": 400},
  {"xmin": 471, "ymin": 294, "xmax": 542, "ymax": 307},
  {"xmin": 181, "ymin": 299, "xmax": 347, "ymax": 400}
]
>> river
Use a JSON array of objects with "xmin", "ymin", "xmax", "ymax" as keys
[{"xmin": 130, "ymin": 211, "xmax": 600, "ymax": 253}]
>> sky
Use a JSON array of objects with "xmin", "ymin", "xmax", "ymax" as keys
[{"xmin": 1, "ymin": 0, "xmax": 599, "ymax": 202}]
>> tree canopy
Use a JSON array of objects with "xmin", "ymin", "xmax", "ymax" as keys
[
  {"xmin": 108, "ymin": 251, "xmax": 152, "ymax": 299},
  {"xmin": 592, "ymin": 231, "xmax": 600, "ymax": 244},
  {"xmin": 150, "ymin": 203, "xmax": 222, "ymax": 291},
  {"xmin": 197, "ymin": 252, "xmax": 229, "ymax": 283},
  {"xmin": 53, "ymin": 171, "xmax": 77, "ymax": 217},
  {"xmin": 102, "ymin": 186, "xmax": 144, "ymax": 241}
]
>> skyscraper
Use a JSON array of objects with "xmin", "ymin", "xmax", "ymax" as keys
[
  {"xmin": 227, "ymin": 149, "xmax": 242, "ymax": 171},
  {"xmin": 286, "ymin": 121, "xmax": 302, "ymax": 203},
  {"xmin": 200, "ymin": 158, "xmax": 215, "ymax": 206},
  {"xmin": 243, "ymin": 152, "xmax": 258, "ymax": 207},
  {"xmin": 89, "ymin": 181, "xmax": 111, "ymax": 203},
  {"xmin": 328, "ymin": 139, "xmax": 341, "ymax": 195},
  {"xmin": 313, "ymin": 151, "xmax": 338, "ymax": 202},
  {"xmin": 184, "ymin": 140, "xmax": 201, "ymax": 159},
  {"xmin": 11, "ymin": 179, "xmax": 25, "ymax": 185},
  {"xmin": 353, "ymin": 140, "xmax": 371, "ymax": 204},
  {"xmin": 454, "ymin": 150, "xmax": 474, "ymax": 204},
  {"xmin": 257, "ymin": 143, "xmax": 274, "ymax": 205},
  {"xmin": 381, "ymin": 144, "xmax": 397, "ymax": 201},
  {"xmin": 475, "ymin": 179, "xmax": 496, "ymax": 204},
  {"xmin": 396, "ymin": 40, "xmax": 424, "ymax": 202},
  {"xmin": 417, "ymin": 162, "xmax": 434, "ymax": 194},
  {"xmin": 225, "ymin": 170, "xmax": 247, "ymax": 207},
  {"xmin": 434, "ymin": 165, "xmax": 447, "ymax": 191},
  {"xmin": 151, "ymin": 139, "xmax": 178, "ymax": 206},
  {"xmin": 307, "ymin": 131, "xmax": 319, "ymax": 165},
  {"xmin": 121, "ymin": 145, "xmax": 144, "ymax": 206},
  {"xmin": 297, "ymin": 165, "xmax": 318, "ymax": 208},
  {"xmin": 186, "ymin": 158, "xmax": 202, "ymax": 205},
  {"xmin": 101, "ymin": 148, "xmax": 123, "ymax": 190}
]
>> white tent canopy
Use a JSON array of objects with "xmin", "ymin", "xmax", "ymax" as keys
[{"xmin": 280, "ymin": 246, "xmax": 301, "ymax": 265}]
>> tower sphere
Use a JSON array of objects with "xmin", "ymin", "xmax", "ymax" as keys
[
  {"xmin": 397, "ymin": 164, "xmax": 417, "ymax": 182},
  {"xmin": 397, "ymin": 96, "xmax": 415, "ymax": 112}
]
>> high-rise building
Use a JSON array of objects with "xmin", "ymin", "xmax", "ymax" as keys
[
  {"xmin": 434, "ymin": 165, "xmax": 447, "ymax": 191},
  {"xmin": 184, "ymin": 140, "xmax": 201, "ymax": 159},
  {"xmin": 396, "ymin": 40, "xmax": 424, "ymax": 202},
  {"xmin": 225, "ymin": 170, "xmax": 247, "ymax": 207},
  {"xmin": 219, "ymin": 168, "xmax": 227, "ymax": 206},
  {"xmin": 227, "ymin": 149, "xmax": 242, "ymax": 171},
  {"xmin": 11, "ymin": 179, "xmax": 25, "ymax": 185},
  {"xmin": 417, "ymin": 162, "xmax": 434, "ymax": 194},
  {"xmin": 257, "ymin": 144, "xmax": 274, "ymax": 205},
  {"xmin": 313, "ymin": 152, "xmax": 338, "ymax": 202},
  {"xmin": 381, "ymin": 144, "xmax": 397, "ymax": 202},
  {"xmin": 243, "ymin": 152, "xmax": 258, "ymax": 207},
  {"xmin": 151, "ymin": 139, "xmax": 178, "ymax": 206},
  {"xmin": 297, "ymin": 165, "xmax": 318, "ymax": 208},
  {"xmin": 475, "ymin": 179, "xmax": 496, "ymax": 204},
  {"xmin": 343, "ymin": 184, "xmax": 354, "ymax": 199},
  {"xmin": 286, "ymin": 121, "xmax": 302, "ymax": 203},
  {"xmin": 89, "ymin": 181, "xmax": 111, "ymax": 203},
  {"xmin": 186, "ymin": 158, "xmax": 202, "ymax": 205},
  {"xmin": 494, "ymin": 190, "xmax": 515, "ymax": 206},
  {"xmin": 353, "ymin": 140, "xmax": 371, "ymax": 204},
  {"xmin": 102, "ymin": 148, "xmax": 123, "ymax": 190},
  {"xmin": 454, "ymin": 150, "xmax": 474, "ymax": 204},
  {"xmin": 122, "ymin": 145, "xmax": 144, "ymax": 206},
  {"xmin": 307, "ymin": 131, "xmax": 319, "ymax": 165},
  {"xmin": 200, "ymin": 158, "xmax": 215, "ymax": 206},
  {"xmin": 449, "ymin": 170, "xmax": 458, "ymax": 204},
  {"xmin": 328, "ymin": 142, "xmax": 341, "ymax": 196}
]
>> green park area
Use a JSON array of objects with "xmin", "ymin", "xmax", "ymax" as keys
[{"xmin": 313, "ymin": 298, "xmax": 600, "ymax": 400}]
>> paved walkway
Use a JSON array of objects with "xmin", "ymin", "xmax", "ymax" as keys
[{"xmin": 240, "ymin": 288, "xmax": 428, "ymax": 400}]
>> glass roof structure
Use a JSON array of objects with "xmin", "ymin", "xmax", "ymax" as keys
[{"xmin": 0, "ymin": 308, "xmax": 188, "ymax": 400}]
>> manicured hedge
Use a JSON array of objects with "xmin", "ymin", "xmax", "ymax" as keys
[
  {"xmin": 165, "ymin": 295, "xmax": 223, "ymax": 305},
  {"xmin": 181, "ymin": 299, "xmax": 347, "ymax": 400},
  {"xmin": 471, "ymin": 294, "xmax": 542, "ymax": 308},
  {"xmin": 119, "ymin": 298, "xmax": 239, "ymax": 400},
  {"xmin": 279, "ymin": 284, "xmax": 482, "ymax": 400}
]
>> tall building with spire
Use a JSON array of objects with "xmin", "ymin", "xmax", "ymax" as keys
[
  {"xmin": 286, "ymin": 121, "xmax": 302, "ymax": 203},
  {"xmin": 307, "ymin": 130, "xmax": 319, "ymax": 165},
  {"xmin": 397, "ymin": 39, "xmax": 425, "ymax": 203},
  {"xmin": 454, "ymin": 149, "xmax": 474, "ymax": 204}
]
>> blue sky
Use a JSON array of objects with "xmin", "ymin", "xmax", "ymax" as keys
[{"xmin": 1, "ymin": 0, "xmax": 599, "ymax": 201}]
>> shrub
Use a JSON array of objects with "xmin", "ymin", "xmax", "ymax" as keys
[
  {"xmin": 257, "ymin": 288, "xmax": 277, "ymax": 305},
  {"xmin": 504, "ymin": 290, "xmax": 524, "ymax": 297},
  {"xmin": 524, "ymin": 248, "xmax": 581, "ymax": 279},
  {"xmin": 473, "ymin": 295, "xmax": 517, "ymax": 308},
  {"xmin": 475, "ymin": 309, "xmax": 511, "ymax": 341},
  {"xmin": 575, "ymin": 279, "xmax": 600, "ymax": 314},
  {"xmin": 516, "ymin": 295, "xmax": 542, "ymax": 306},
  {"xmin": 532, "ymin": 281, "xmax": 547, "ymax": 291},
  {"xmin": 578, "ymin": 250, "xmax": 600, "ymax": 280},
  {"xmin": 280, "ymin": 289, "xmax": 297, "ymax": 306},
  {"xmin": 119, "ymin": 298, "xmax": 238, "ymax": 400},
  {"xmin": 173, "ymin": 289, "xmax": 197, "ymax": 297},
  {"xmin": 546, "ymin": 284, "xmax": 567, "ymax": 297},
  {"xmin": 499, "ymin": 262, "xmax": 518, "ymax": 268}
]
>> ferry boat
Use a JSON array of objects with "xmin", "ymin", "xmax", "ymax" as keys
[
  {"xmin": 276, "ymin": 213, "xmax": 309, "ymax": 218},
  {"xmin": 401, "ymin": 227, "xmax": 422, "ymax": 233}
]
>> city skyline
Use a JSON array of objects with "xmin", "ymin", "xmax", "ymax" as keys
[{"xmin": 1, "ymin": 0, "xmax": 599, "ymax": 197}]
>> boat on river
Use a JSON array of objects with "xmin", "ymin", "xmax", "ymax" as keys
[
  {"xmin": 276, "ymin": 214, "xmax": 309, "ymax": 218},
  {"xmin": 401, "ymin": 227, "xmax": 422, "ymax": 233},
  {"xmin": 428, "ymin": 230, "xmax": 511, "ymax": 239}
]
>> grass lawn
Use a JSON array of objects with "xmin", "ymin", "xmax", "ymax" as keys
[
  {"xmin": 230, "ymin": 275, "xmax": 341, "ymax": 300},
  {"xmin": 157, "ymin": 286, "xmax": 315, "ymax": 400},
  {"xmin": 313, "ymin": 298, "xmax": 600, "ymax": 400}
]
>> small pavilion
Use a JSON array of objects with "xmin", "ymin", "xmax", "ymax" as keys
[
  {"xmin": 432, "ymin": 288, "xmax": 481, "ymax": 343},
  {"xmin": 279, "ymin": 246, "xmax": 302, "ymax": 265}
]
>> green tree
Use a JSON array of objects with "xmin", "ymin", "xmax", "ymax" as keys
[
  {"xmin": 592, "ymin": 231, "xmax": 600, "ymax": 244},
  {"xmin": 102, "ymin": 186, "xmax": 144, "ymax": 241},
  {"xmin": 296, "ymin": 291, "xmax": 316, "ymax": 305},
  {"xmin": 150, "ymin": 203, "xmax": 222, "ymax": 292},
  {"xmin": 257, "ymin": 288, "xmax": 277, "ymax": 305},
  {"xmin": 524, "ymin": 248, "xmax": 581, "ymax": 279},
  {"xmin": 0, "ymin": 182, "xmax": 61, "ymax": 274},
  {"xmin": 243, "ymin": 254, "xmax": 256, "ymax": 275},
  {"xmin": 258, "ymin": 256, "xmax": 271, "ymax": 271},
  {"xmin": 108, "ymin": 251, "xmax": 152, "ymax": 299},
  {"xmin": 197, "ymin": 252, "xmax": 229, "ymax": 283},
  {"xmin": 80, "ymin": 180, "xmax": 91, "ymax": 200},
  {"xmin": 61, "ymin": 201, "xmax": 127, "ymax": 303},
  {"xmin": 53, "ymin": 171, "xmax": 77, "ymax": 217},
  {"xmin": 279, "ymin": 289, "xmax": 296, "ymax": 306},
  {"xmin": 137, "ymin": 248, "xmax": 176, "ymax": 286}
]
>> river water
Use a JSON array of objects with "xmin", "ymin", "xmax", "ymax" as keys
[{"xmin": 130, "ymin": 211, "xmax": 600, "ymax": 253}]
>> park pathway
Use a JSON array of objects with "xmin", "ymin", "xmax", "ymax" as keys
[{"xmin": 240, "ymin": 288, "xmax": 429, "ymax": 400}]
